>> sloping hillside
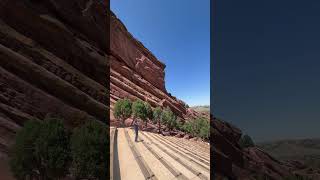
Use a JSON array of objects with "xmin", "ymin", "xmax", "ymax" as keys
[
  {"xmin": 259, "ymin": 139, "xmax": 320, "ymax": 178},
  {"xmin": 212, "ymin": 116, "xmax": 320, "ymax": 179}
]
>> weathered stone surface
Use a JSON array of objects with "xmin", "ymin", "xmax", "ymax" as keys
[{"xmin": 0, "ymin": 0, "xmax": 108, "ymax": 156}]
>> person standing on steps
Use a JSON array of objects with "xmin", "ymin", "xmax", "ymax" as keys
[{"xmin": 133, "ymin": 119, "xmax": 139, "ymax": 142}]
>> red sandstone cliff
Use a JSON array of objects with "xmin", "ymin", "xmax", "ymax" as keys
[
  {"xmin": 0, "ymin": 0, "xmax": 108, "ymax": 156},
  {"xmin": 109, "ymin": 11, "xmax": 188, "ymax": 124}
]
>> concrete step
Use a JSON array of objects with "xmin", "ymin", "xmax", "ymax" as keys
[
  {"xmin": 165, "ymin": 136, "xmax": 210, "ymax": 159},
  {"xmin": 163, "ymin": 137, "xmax": 210, "ymax": 162},
  {"xmin": 123, "ymin": 128, "xmax": 157, "ymax": 180},
  {"xmin": 141, "ymin": 132, "xmax": 210, "ymax": 179},
  {"xmin": 138, "ymin": 131, "xmax": 203, "ymax": 180},
  {"xmin": 165, "ymin": 141, "xmax": 209, "ymax": 161},
  {"xmin": 167, "ymin": 136, "xmax": 210, "ymax": 153},
  {"xmin": 151, "ymin": 133, "xmax": 210, "ymax": 165},
  {"xmin": 152, "ymin": 133, "xmax": 210, "ymax": 160},
  {"xmin": 117, "ymin": 128, "xmax": 145, "ymax": 179},
  {"xmin": 126, "ymin": 128, "xmax": 188, "ymax": 180},
  {"xmin": 113, "ymin": 128, "xmax": 211, "ymax": 180}
]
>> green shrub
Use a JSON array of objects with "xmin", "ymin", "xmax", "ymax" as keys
[
  {"xmin": 182, "ymin": 121, "xmax": 192, "ymax": 134},
  {"xmin": 70, "ymin": 120, "xmax": 109, "ymax": 179},
  {"xmin": 132, "ymin": 99, "xmax": 147, "ymax": 125},
  {"xmin": 35, "ymin": 118, "xmax": 71, "ymax": 179},
  {"xmin": 9, "ymin": 119, "xmax": 42, "ymax": 180},
  {"xmin": 10, "ymin": 118, "xmax": 70, "ymax": 180},
  {"xmin": 144, "ymin": 102, "xmax": 153, "ymax": 126},
  {"xmin": 181, "ymin": 118, "xmax": 210, "ymax": 140},
  {"xmin": 199, "ymin": 119, "xmax": 210, "ymax": 139},
  {"xmin": 113, "ymin": 98, "xmax": 132, "ymax": 126},
  {"xmin": 176, "ymin": 118, "xmax": 184, "ymax": 131},
  {"xmin": 153, "ymin": 107, "xmax": 163, "ymax": 133},
  {"xmin": 284, "ymin": 175, "xmax": 312, "ymax": 180},
  {"xmin": 239, "ymin": 134, "xmax": 255, "ymax": 148},
  {"xmin": 162, "ymin": 108, "xmax": 177, "ymax": 132}
]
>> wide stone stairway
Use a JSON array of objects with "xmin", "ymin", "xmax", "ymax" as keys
[{"xmin": 110, "ymin": 127, "xmax": 210, "ymax": 180}]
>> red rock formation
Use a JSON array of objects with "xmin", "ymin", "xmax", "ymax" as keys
[
  {"xmin": 213, "ymin": 117, "xmax": 286, "ymax": 179},
  {"xmin": 110, "ymin": 11, "xmax": 187, "ymax": 124},
  {"xmin": 212, "ymin": 116, "xmax": 320, "ymax": 179},
  {"xmin": 0, "ymin": 0, "xmax": 108, "ymax": 154}
]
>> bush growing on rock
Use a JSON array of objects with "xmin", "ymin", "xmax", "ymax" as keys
[
  {"xmin": 10, "ymin": 117, "xmax": 71, "ymax": 180},
  {"xmin": 153, "ymin": 107, "xmax": 163, "ymax": 133},
  {"xmin": 144, "ymin": 102, "xmax": 153, "ymax": 126},
  {"xmin": 182, "ymin": 121, "xmax": 193, "ymax": 134},
  {"xmin": 198, "ymin": 118, "xmax": 210, "ymax": 139},
  {"xmin": 9, "ymin": 119, "xmax": 42, "ymax": 180},
  {"xmin": 114, "ymin": 98, "xmax": 132, "ymax": 126},
  {"xmin": 181, "ymin": 118, "xmax": 210, "ymax": 140},
  {"xmin": 239, "ymin": 134, "xmax": 255, "ymax": 148},
  {"xmin": 70, "ymin": 120, "xmax": 109, "ymax": 179},
  {"xmin": 9, "ymin": 116, "xmax": 110, "ymax": 179},
  {"xmin": 284, "ymin": 175, "xmax": 312, "ymax": 180},
  {"xmin": 176, "ymin": 118, "xmax": 184, "ymax": 131},
  {"xmin": 35, "ymin": 117, "xmax": 71, "ymax": 179},
  {"xmin": 162, "ymin": 107, "xmax": 177, "ymax": 133}
]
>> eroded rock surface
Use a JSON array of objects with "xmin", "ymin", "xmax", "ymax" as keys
[{"xmin": 0, "ymin": 0, "xmax": 108, "ymax": 155}]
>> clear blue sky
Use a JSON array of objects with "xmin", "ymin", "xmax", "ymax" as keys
[
  {"xmin": 213, "ymin": 0, "xmax": 320, "ymax": 142},
  {"xmin": 111, "ymin": 0, "xmax": 210, "ymax": 106}
]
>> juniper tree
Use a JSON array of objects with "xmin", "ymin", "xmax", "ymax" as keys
[
  {"xmin": 239, "ymin": 134, "xmax": 255, "ymax": 148},
  {"xmin": 153, "ymin": 107, "xmax": 163, "ymax": 133},
  {"xmin": 113, "ymin": 98, "xmax": 132, "ymax": 126},
  {"xmin": 9, "ymin": 119, "xmax": 42, "ymax": 180},
  {"xmin": 162, "ymin": 107, "xmax": 177, "ymax": 133},
  {"xmin": 10, "ymin": 117, "xmax": 71, "ymax": 180},
  {"xmin": 132, "ymin": 99, "xmax": 147, "ymax": 127},
  {"xmin": 35, "ymin": 117, "xmax": 71, "ymax": 179},
  {"xmin": 70, "ymin": 120, "xmax": 109, "ymax": 179},
  {"xmin": 144, "ymin": 102, "xmax": 153, "ymax": 127}
]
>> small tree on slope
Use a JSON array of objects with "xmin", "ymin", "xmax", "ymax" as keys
[
  {"xmin": 10, "ymin": 117, "xmax": 71, "ymax": 180},
  {"xmin": 113, "ymin": 98, "xmax": 132, "ymax": 126},
  {"xmin": 35, "ymin": 118, "xmax": 71, "ymax": 179},
  {"xmin": 162, "ymin": 107, "xmax": 177, "ymax": 133},
  {"xmin": 239, "ymin": 134, "xmax": 255, "ymax": 148},
  {"xmin": 132, "ymin": 99, "xmax": 147, "ymax": 127},
  {"xmin": 144, "ymin": 102, "xmax": 153, "ymax": 127},
  {"xmin": 70, "ymin": 120, "xmax": 109, "ymax": 179},
  {"xmin": 9, "ymin": 119, "xmax": 42, "ymax": 180},
  {"xmin": 153, "ymin": 107, "xmax": 163, "ymax": 133},
  {"xmin": 198, "ymin": 118, "xmax": 210, "ymax": 139}
]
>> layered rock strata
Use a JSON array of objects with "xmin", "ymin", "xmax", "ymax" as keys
[
  {"xmin": 109, "ymin": 12, "xmax": 187, "ymax": 123},
  {"xmin": 0, "ymin": 0, "xmax": 108, "ymax": 154}
]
